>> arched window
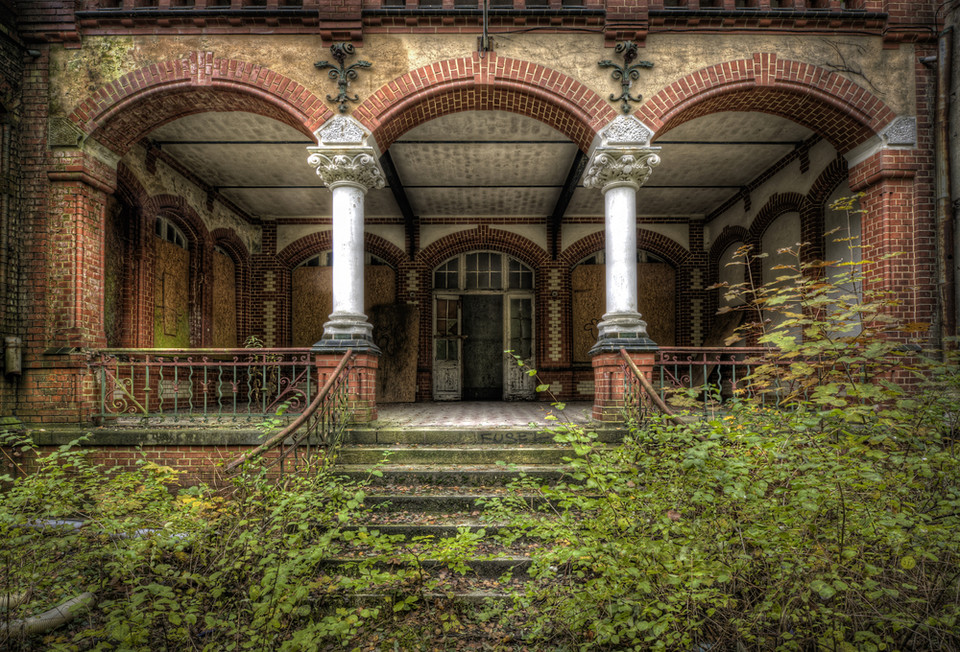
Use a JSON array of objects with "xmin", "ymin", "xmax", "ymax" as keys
[{"xmin": 153, "ymin": 214, "xmax": 192, "ymax": 347}]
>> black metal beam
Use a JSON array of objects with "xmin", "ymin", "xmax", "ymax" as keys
[
  {"xmin": 549, "ymin": 150, "xmax": 587, "ymax": 261},
  {"xmin": 379, "ymin": 151, "xmax": 419, "ymax": 260},
  {"xmin": 155, "ymin": 141, "xmax": 314, "ymax": 146}
]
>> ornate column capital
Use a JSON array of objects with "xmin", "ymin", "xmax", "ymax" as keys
[
  {"xmin": 306, "ymin": 115, "xmax": 385, "ymax": 191},
  {"xmin": 583, "ymin": 115, "xmax": 661, "ymax": 193}
]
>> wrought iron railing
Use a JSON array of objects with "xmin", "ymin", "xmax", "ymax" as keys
[
  {"xmin": 88, "ymin": 348, "xmax": 317, "ymax": 424},
  {"xmin": 622, "ymin": 346, "xmax": 785, "ymax": 422},
  {"xmin": 224, "ymin": 349, "xmax": 355, "ymax": 475}
]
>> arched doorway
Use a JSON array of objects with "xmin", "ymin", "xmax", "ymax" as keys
[{"xmin": 432, "ymin": 251, "xmax": 535, "ymax": 401}]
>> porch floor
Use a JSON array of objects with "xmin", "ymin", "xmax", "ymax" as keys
[{"xmin": 369, "ymin": 401, "xmax": 594, "ymax": 429}]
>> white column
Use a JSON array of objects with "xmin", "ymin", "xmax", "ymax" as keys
[
  {"xmin": 329, "ymin": 180, "xmax": 368, "ymax": 332},
  {"xmin": 307, "ymin": 116, "xmax": 385, "ymax": 349},
  {"xmin": 604, "ymin": 183, "xmax": 639, "ymax": 318},
  {"xmin": 583, "ymin": 115, "xmax": 661, "ymax": 352}
]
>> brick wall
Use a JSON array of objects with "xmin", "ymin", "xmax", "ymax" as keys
[{"xmin": 0, "ymin": 7, "xmax": 23, "ymax": 420}]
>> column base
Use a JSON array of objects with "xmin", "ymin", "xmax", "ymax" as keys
[
  {"xmin": 593, "ymin": 311, "xmax": 656, "ymax": 351},
  {"xmin": 591, "ymin": 348, "xmax": 656, "ymax": 423},
  {"xmin": 313, "ymin": 311, "xmax": 380, "ymax": 355}
]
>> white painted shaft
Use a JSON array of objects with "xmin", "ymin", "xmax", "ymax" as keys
[
  {"xmin": 330, "ymin": 181, "xmax": 366, "ymax": 319},
  {"xmin": 604, "ymin": 183, "xmax": 638, "ymax": 316}
]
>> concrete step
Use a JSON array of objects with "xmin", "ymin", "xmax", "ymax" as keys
[
  {"xmin": 361, "ymin": 493, "xmax": 549, "ymax": 512},
  {"xmin": 343, "ymin": 426, "xmax": 626, "ymax": 445},
  {"xmin": 335, "ymin": 463, "xmax": 571, "ymax": 486},
  {"xmin": 322, "ymin": 556, "xmax": 533, "ymax": 578},
  {"xmin": 337, "ymin": 445, "xmax": 593, "ymax": 466}
]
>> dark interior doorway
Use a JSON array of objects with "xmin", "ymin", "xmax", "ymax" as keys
[{"xmin": 462, "ymin": 295, "xmax": 502, "ymax": 400}]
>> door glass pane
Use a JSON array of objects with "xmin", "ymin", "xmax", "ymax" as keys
[{"xmin": 510, "ymin": 297, "xmax": 533, "ymax": 359}]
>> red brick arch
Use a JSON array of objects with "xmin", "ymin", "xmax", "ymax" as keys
[
  {"xmin": 276, "ymin": 231, "xmax": 407, "ymax": 270},
  {"xmin": 69, "ymin": 52, "xmax": 332, "ymax": 155},
  {"xmin": 355, "ymin": 52, "xmax": 619, "ymax": 153},
  {"xmin": 560, "ymin": 229, "xmax": 691, "ymax": 270},
  {"xmin": 641, "ymin": 54, "xmax": 897, "ymax": 153},
  {"xmin": 415, "ymin": 225, "xmax": 550, "ymax": 271}
]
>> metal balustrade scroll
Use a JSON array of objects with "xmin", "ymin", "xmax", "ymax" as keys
[
  {"xmin": 89, "ymin": 348, "xmax": 315, "ymax": 424},
  {"xmin": 224, "ymin": 349, "xmax": 355, "ymax": 476}
]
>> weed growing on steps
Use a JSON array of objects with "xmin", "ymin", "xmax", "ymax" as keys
[
  {"xmin": 478, "ymin": 383, "xmax": 960, "ymax": 650},
  {"xmin": 0, "ymin": 437, "xmax": 487, "ymax": 651}
]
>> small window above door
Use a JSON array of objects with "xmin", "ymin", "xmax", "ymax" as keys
[{"xmin": 433, "ymin": 252, "xmax": 533, "ymax": 291}]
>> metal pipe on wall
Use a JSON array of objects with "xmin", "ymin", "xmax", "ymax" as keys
[{"xmin": 935, "ymin": 27, "xmax": 956, "ymax": 349}]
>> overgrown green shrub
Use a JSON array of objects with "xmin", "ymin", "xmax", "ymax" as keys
[
  {"xmin": 482, "ymin": 394, "xmax": 960, "ymax": 650},
  {"xmin": 0, "ymin": 441, "xmax": 438, "ymax": 651}
]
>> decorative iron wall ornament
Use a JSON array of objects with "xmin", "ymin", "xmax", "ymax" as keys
[
  {"xmin": 598, "ymin": 41, "xmax": 654, "ymax": 114},
  {"xmin": 314, "ymin": 43, "xmax": 372, "ymax": 114}
]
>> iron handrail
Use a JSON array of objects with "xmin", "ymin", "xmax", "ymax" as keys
[
  {"xmin": 620, "ymin": 349, "xmax": 687, "ymax": 427},
  {"xmin": 223, "ymin": 349, "xmax": 355, "ymax": 473}
]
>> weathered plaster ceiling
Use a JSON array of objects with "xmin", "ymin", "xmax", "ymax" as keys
[{"xmin": 145, "ymin": 109, "xmax": 814, "ymax": 222}]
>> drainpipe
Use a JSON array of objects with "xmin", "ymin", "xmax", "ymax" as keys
[{"xmin": 936, "ymin": 27, "xmax": 956, "ymax": 350}]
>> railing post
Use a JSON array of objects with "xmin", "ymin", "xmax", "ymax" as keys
[
  {"xmin": 592, "ymin": 350, "xmax": 656, "ymax": 422},
  {"xmin": 314, "ymin": 350, "xmax": 379, "ymax": 423}
]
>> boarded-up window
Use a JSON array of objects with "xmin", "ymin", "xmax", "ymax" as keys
[
  {"xmin": 212, "ymin": 249, "xmax": 238, "ymax": 348},
  {"xmin": 154, "ymin": 237, "xmax": 190, "ymax": 347},
  {"xmin": 291, "ymin": 264, "xmax": 395, "ymax": 347},
  {"xmin": 103, "ymin": 197, "xmax": 126, "ymax": 348},
  {"xmin": 572, "ymin": 263, "xmax": 676, "ymax": 362}
]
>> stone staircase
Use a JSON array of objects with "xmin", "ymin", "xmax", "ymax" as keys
[{"xmin": 329, "ymin": 420, "xmax": 626, "ymax": 606}]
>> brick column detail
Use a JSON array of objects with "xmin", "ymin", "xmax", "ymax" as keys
[
  {"xmin": 315, "ymin": 352, "xmax": 378, "ymax": 423},
  {"xmin": 849, "ymin": 149, "xmax": 930, "ymax": 334},
  {"xmin": 591, "ymin": 350, "xmax": 655, "ymax": 422}
]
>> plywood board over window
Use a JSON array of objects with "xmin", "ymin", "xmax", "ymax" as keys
[
  {"xmin": 212, "ymin": 250, "xmax": 237, "ymax": 348},
  {"xmin": 291, "ymin": 265, "xmax": 396, "ymax": 347},
  {"xmin": 572, "ymin": 263, "xmax": 676, "ymax": 363},
  {"xmin": 103, "ymin": 197, "xmax": 126, "ymax": 348},
  {"xmin": 154, "ymin": 238, "xmax": 189, "ymax": 348}
]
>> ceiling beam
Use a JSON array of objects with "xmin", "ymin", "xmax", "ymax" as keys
[
  {"xmin": 155, "ymin": 140, "xmax": 314, "ymax": 145},
  {"xmin": 549, "ymin": 150, "xmax": 588, "ymax": 261},
  {"xmin": 379, "ymin": 151, "xmax": 419, "ymax": 260}
]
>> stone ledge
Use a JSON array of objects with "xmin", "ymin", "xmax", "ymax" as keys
[{"xmin": 27, "ymin": 426, "xmax": 267, "ymax": 447}]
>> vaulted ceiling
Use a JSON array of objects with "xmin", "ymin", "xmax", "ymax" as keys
[{"xmin": 145, "ymin": 109, "xmax": 815, "ymax": 223}]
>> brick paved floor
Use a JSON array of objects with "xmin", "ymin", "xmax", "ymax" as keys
[{"xmin": 373, "ymin": 401, "xmax": 594, "ymax": 428}]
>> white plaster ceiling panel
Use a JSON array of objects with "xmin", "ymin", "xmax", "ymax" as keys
[
  {"xmin": 220, "ymin": 188, "xmax": 326, "ymax": 218},
  {"xmin": 149, "ymin": 112, "xmax": 310, "ymax": 142},
  {"xmin": 563, "ymin": 187, "xmax": 606, "ymax": 217},
  {"xmin": 652, "ymin": 143, "xmax": 795, "ymax": 187},
  {"xmin": 159, "ymin": 143, "xmax": 322, "ymax": 188},
  {"xmin": 659, "ymin": 112, "xmax": 813, "ymax": 143},
  {"xmin": 398, "ymin": 110, "xmax": 568, "ymax": 142},
  {"xmin": 411, "ymin": 187, "xmax": 560, "ymax": 217},
  {"xmin": 364, "ymin": 188, "xmax": 404, "ymax": 218},
  {"xmin": 390, "ymin": 142, "xmax": 577, "ymax": 188},
  {"xmin": 635, "ymin": 187, "xmax": 739, "ymax": 216},
  {"xmin": 222, "ymin": 187, "xmax": 401, "ymax": 219}
]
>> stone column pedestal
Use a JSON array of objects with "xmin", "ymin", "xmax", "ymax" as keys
[
  {"xmin": 315, "ymin": 350, "xmax": 379, "ymax": 423},
  {"xmin": 591, "ymin": 349, "xmax": 656, "ymax": 422}
]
